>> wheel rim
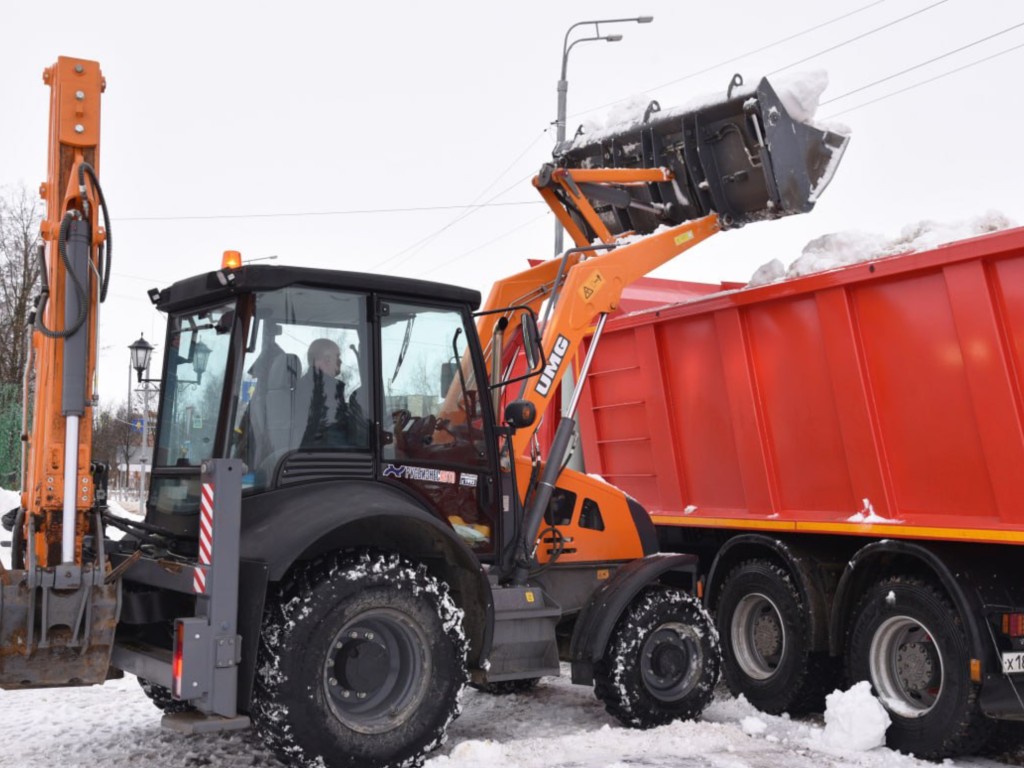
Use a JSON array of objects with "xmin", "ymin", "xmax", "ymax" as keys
[
  {"xmin": 869, "ymin": 615, "xmax": 944, "ymax": 717},
  {"xmin": 323, "ymin": 607, "xmax": 430, "ymax": 734},
  {"xmin": 730, "ymin": 592, "xmax": 785, "ymax": 681},
  {"xmin": 640, "ymin": 621, "xmax": 703, "ymax": 702}
]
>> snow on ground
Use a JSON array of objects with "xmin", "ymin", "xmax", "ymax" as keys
[
  {"xmin": 0, "ymin": 668, "xmax": 1019, "ymax": 768},
  {"xmin": 0, "ymin": 491, "xmax": 1021, "ymax": 768}
]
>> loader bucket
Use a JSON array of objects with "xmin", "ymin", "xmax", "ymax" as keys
[
  {"xmin": 555, "ymin": 77, "xmax": 849, "ymax": 234},
  {"xmin": 0, "ymin": 565, "xmax": 119, "ymax": 688}
]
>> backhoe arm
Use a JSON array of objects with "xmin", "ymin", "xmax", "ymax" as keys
[{"xmin": 22, "ymin": 56, "xmax": 108, "ymax": 568}]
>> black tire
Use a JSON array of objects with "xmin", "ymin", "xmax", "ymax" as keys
[
  {"xmin": 716, "ymin": 559, "xmax": 838, "ymax": 714},
  {"xmin": 470, "ymin": 678, "xmax": 541, "ymax": 695},
  {"xmin": 846, "ymin": 575, "xmax": 994, "ymax": 759},
  {"xmin": 137, "ymin": 676, "xmax": 194, "ymax": 714},
  {"xmin": 594, "ymin": 586, "xmax": 720, "ymax": 728},
  {"xmin": 251, "ymin": 551, "xmax": 468, "ymax": 768}
]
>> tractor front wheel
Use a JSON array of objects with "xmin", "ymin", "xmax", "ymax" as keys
[{"xmin": 594, "ymin": 586, "xmax": 720, "ymax": 728}]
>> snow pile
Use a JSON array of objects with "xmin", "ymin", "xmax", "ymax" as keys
[
  {"xmin": 819, "ymin": 682, "xmax": 891, "ymax": 752},
  {"xmin": 0, "ymin": 487, "xmax": 19, "ymax": 569},
  {"xmin": 847, "ymin": 498, "xmax": 899, "ymax": 524},
  {"xmin": 566, "ymin": 70, "xmax": 846, "ymax": 149},
  {"xmin": 770, "ymin": 70, "xmax": 829, "ymax": 125},
  {"xmin": 749, "ymin": 211, "xmax": 1016, "ymax": 287},
  {"xmin": 741, "ymin": 715, "xmax": 769, "ymax": 736}
]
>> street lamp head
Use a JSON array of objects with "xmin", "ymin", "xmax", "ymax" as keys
[
  {"xmin": 192, "ymin": 340, "xmax": 211, "ymax": 379},
  {"xmin": 637, "ymin": 16, "xmax": 654, "ymax": 23},
  {"xmin": 129, "ymin": 334, "xmax": 154, "ymax": 382},
  {"xmin": 605, "ymin": 34, "xmax": 623, "ymax": 42}
]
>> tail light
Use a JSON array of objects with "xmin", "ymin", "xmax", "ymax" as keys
[
  {"xmin": 1001, "ymin": 613, "xmax": 1024, "ymax": 637},
  {"xmin": 172, "ymin": 620, "xmax": 185, "ymax": 698}
]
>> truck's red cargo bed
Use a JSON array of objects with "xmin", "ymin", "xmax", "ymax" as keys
[{"xmin": 577, "ymin": 226, "xmax": 1024, "ymax": 544}]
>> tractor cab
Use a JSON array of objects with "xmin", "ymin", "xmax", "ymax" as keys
[{"xmin": 144, "ymin": 264, "xmax": 504, "ymax": 554}]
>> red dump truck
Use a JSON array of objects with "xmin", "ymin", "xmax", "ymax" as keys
[{"xmin": 570, "ymin": 225, "xmax": 1024, "ymax": 758}]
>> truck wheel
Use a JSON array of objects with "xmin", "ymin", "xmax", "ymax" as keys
[
  {"xmin": 846, "ymin": 576, "xmax": 993, "ymax": 758},
  {"xmin": 252, "ymin": 551, "xmax": 468, "ymax": 768},
  {"xmin": 137, "ymin": 676, "xmax": 194, "ymax": 714},
  {"xmin": 594, "ymin": 586, "xmax": 720, "ymax": 728},
  {"xmin": 716, "ymin": 559, "xmax": 835, "ymax": 714}
]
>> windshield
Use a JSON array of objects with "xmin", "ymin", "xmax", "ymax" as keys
[{"xmin": 155, "ymin": 301, "xmax": 235, "ymax": 468}]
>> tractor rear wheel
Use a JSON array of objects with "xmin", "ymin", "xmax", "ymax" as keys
[
  {"xmin": 251, "ymin": 551, "xmax": 467, "ymax": 768},
  {"xmin": 594, "ymin": 586, "xmax": 720, "ymax": 728}
]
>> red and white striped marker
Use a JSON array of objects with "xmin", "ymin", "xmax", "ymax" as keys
[{"xmin": 195, "ymin": 482, "xmax": 214, "ymax": 594}]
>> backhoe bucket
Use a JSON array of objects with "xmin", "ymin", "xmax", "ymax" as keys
[
  {"xmin": 0, "ymin": 565, "xmax": 120, "ymax": 688},
  {"xmin": 555, "ymin": 77, "xmax": 849, "ymax": 234}
]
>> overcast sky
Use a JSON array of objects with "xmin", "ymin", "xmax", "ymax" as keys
[{"xmin": 2, "ymin": 0, "xmax": 1022, "ymax": 398}]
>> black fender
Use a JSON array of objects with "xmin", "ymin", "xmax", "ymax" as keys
[
  {"xmin": 829, "ymin": 540, "xmax": 987, "ymax": 666},
  {"xmin": 234, "ymin": 479, "xmax": 493, "ymax": 708},
  {"xmin": 704, "ymin": 533, "xmax": 839, "ymax": 653},
  {"xmin": 568, "ymin": 552, "xmax": 698, "ymax": 685}
]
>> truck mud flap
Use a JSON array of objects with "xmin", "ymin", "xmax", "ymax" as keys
[
  {"xmin": 0, "ymin": 567, "xmax": 120, "ymax": 688},
  {"xmin": 555, "ymin": 77, "xmax": 849, "ymax": 234}
]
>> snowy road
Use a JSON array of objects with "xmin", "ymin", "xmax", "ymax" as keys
[
  {"xmin": 0, "ymin": 493, "xmax": 1020, "ymax": 768},
  {"xmin": 0, "ymin": 670, "xmax": 1019, "ymax": 768}
]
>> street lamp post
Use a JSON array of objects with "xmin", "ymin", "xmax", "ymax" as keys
[
  {"xmin": 554, "ymin": 15, "xmax": 654, "ymax": 256},
  {"xmin": 129, "ymin": 334, "xmax": 157, "ymax": 515}
]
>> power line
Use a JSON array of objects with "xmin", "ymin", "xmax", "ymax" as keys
[
  {"xmin": 371, "ymin": 131, "xmax": 549, "ymax": 271},
  {"xmin": 821, "ymin": 20, "xmax": 1024, "ymax": 105},
  {"xmin": 822, "ymin": 40, "xmax": 1024, "ymax": 119},
  {"xmin": 117, "ymin": 199, "xmax": 543, "ymax": 222},
  {"xmin": 411, "ymin": 212, "xmax": 550, "ymax": 279},
  {"xmin": 768, "ymin": 0, "xmax": 950, "ymax": 75},
  {"xmin": 571, "ymin": 0, "xmax": 892, "ymax": 120},
  {"xmin": 371, "ymin": 170, "xmax": 538, "ymax": 272}
]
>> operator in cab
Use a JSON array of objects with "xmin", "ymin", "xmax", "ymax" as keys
[{"xmin": 297, "ymin": 338, "xmax": 365, "ymax": 448}]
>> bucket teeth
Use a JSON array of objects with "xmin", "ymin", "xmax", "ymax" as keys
[{"xmin": 554, "ymin": 77, "xmax": 849, "ymax": 234}]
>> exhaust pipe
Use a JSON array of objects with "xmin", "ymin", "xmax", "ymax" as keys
[{"xmin": 554, "ymin": 77, "xmax": 849, "ymax": 234}]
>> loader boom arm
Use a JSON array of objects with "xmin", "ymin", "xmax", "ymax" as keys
[{"xmin": 475, "ymin": 77, "xmax": 849, "ymax": 581}]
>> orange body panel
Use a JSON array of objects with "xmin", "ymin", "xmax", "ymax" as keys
[
  {"xmin": 516, "ymin": 457, "xmax": 646, "ymax": 564},
  {"xmin": 21, "ymin": 57, "xmax": 105, "ymax": 566},
  {"xmin": 575, "ymin": 226, "xmax": 1024, "ymax": 544}
]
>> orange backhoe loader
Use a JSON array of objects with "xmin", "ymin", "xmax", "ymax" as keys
[{"xmin": 0, "ymin": 57, "xmax": 845, "ymax": 768}]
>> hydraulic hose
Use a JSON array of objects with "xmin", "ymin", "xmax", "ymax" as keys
[{"xmin": 34, "ymin": 162, "xmax": 112, "ymax": 338}]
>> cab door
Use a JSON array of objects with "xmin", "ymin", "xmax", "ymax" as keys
[{"xmin": 376, "ymin": 299, "xmax": 498, "ymax": 557}]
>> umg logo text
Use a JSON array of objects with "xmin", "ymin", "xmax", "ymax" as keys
[{"xmin": 535, "ymin": 335, "xmax": 570, "ymax": 396}]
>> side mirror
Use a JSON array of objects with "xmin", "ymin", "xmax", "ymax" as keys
[
  {"xmin": 503, "ymin": 399, "xmax": 536, "ymax": 430},
  {"xmin": 440, "ymin": 362, "xmax": 456, "ymax": 395},
  {"xmin": 521, "ymin": 312, "xmax": 543, "ymax": 371}
]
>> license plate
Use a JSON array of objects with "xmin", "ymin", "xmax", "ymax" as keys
[{"xmin": 1002, "ymin": 652, "xmax": 1024, "ymax": 674}]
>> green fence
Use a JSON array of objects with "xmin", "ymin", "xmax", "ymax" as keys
[{"xmin": 0, "ymin": 383, "xmax": 21, "ymax": 490}]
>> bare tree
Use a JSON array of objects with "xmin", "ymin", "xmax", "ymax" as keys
[
  {"xmin": 92, "ymin": 400, "xmax": 137, "ymax": 489},
  {"xmin": 0, "ymin": 184, "xmax": 43, "ymax": 386},
  {"xmin": 0, "ymin": 185, "xmax": 43, "ymax": 484}
]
